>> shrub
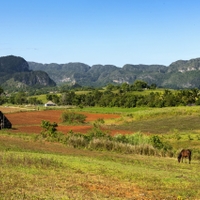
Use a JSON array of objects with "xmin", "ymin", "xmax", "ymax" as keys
[
  {"xmin": 40, "ymin": 120, "xmax": 58, "ymax": 138},
  {"xmin": 39, "ymin": 120, "xmax": 64, "ymax": 142},
  {"xmin": 150, "ymin": 135, "xmax": 172, "ymax": 152},
  {"xmin": 61, "ymin": 111, "xmax": 87, "ymax": 124},
  {"xmin": 150, "ymin": 135, "xmax": 164, "ymax": 149}
]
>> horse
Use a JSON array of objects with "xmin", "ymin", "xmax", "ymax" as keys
[{"xmin": 177, "ymin": 149, "xmax": 192, "ymax": 164}]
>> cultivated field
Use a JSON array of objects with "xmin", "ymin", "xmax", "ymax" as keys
[{"xmin": 1, "ymin": 107, "xmax": 131, "ymax": 135}]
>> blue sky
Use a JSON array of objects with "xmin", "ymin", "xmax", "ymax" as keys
[{"xmin": 1, "ymin": 0, "xmax": 200, "ymax": 67}]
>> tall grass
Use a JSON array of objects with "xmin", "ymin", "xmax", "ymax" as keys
[{"xmin": 61, "ymin": 129, "xmax": 174, "ymax": 157}]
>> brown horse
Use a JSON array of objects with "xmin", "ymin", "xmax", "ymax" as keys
[{"xmin": 178, "ymin": 149, "xmax": 192, "ymax": 164}]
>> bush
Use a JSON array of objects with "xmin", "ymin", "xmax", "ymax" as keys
[
  {"xmin": 150, "ymin": 135, "xmax": 163, "ymax": 149},
  {"xmin": 61, "ymin": 111, "xmax": 87, "ymax": 124},
  {"xmin": 150, "ymin": 135, "xmax": 172, "ymax": 151},
  {"xmin": 39, "ymin": 120, "xmax": 64, "ymax": 142},
  {"xmin": 40, "ymin": 120, "xmax": 58, "ymax": 138}
]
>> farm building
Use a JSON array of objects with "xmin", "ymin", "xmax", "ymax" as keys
[
  {"xmin": 0, "ymin": 111, "xmax": 12, "ymax": 129},
  {"xmin": 44, "ymin": 101, "xmax": 56, "ymax": 107}
]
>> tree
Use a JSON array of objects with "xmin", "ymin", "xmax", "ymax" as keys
[
  {"xmin": 0, "ymin": 87, "xmax": 6, "ymax": 105},
  {"xmin": 150, "ymin": 83, "xmax": 157, "ymax": 89},
  {"xmin": 14, "ymin": 92, "xmax": 27, "ymax": 105},
  {"xmin": 106, "ymin": 84, "xmax": 115, "ymax": 91},
  {"xmin": 60, "ymin": 91, "xmax": 75, "ymax": 105},
  {"xmin": 0, "ymin": 87, "xmax": 4, "ymax": 95},
  {"xmin": 46, "ymin": 94, "xmax": 53, "ymax": 101},
  {"xmin": 133, "ymin": 80, "xmax": 148, "ymax": 90},
  {"xmin": 121, "ymin": 83, "xmax": 130, "ymax": 92},
  {"xmin": 28, "ymin": 97, "xmax": 43, "ymax": 105}
]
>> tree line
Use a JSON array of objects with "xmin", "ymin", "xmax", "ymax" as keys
[
  {"xmin": 54, "ymin": 87, "xmax": 200, "ymax": 108},
  {"xmin": 1, "ymin": 80, "xmax": 200, "ymax": 107}
]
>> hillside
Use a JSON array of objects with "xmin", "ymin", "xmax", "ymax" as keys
[
  {"xmin": 1, "ymin": 55, "xmax": 200, "ymax": 89},
  {"xmin": 29, "ymin": 57, "xmax": 200, "ymax": 89},
  {"xmin": 0, "ymin": 55, "xmax": 56, "ymax": 90}
]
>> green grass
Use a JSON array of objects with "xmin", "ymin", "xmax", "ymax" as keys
[
  {"xmin": 75, "ymin": 106, "xmax": 150, "ymax": 114},
  {"xmin": 116, "ymin": 115, "xmax": 200, "ymax": 133},
  {"xmin": 29, "ymin": 94, "xmax": 47, "ymax": 103},
  {"xmin": 75, "ymin": 105, "xmax": 200, "ymax": 116},
  {"xmin": 128, "ymin": 88, "xmax": 168, "ymax": 95},
  {"xmin": 0, "ymin": 134, "xmax": 200, "ymax": 200}
]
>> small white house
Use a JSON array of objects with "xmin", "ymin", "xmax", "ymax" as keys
[{"xmin": 44, "ymin": 101, "xmax": 56, "ymax": 107}]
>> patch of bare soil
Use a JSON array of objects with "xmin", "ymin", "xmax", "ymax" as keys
[{"xmin": 3, "ymin": 109, "xmax": 132, "ymax": 135}]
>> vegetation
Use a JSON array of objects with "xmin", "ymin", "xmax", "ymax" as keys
[
  {"xmin": 61, "ymin": 111, "xmax": 87, "ymax": 124},
  {"xmin": 40, "ymin": 120, "xmax": 58, "ymax": 138},
  {"xmin": 3, "ymin": 82, "xmax": 200, "ymax": 109},
  {"xmin": 0, "ymin": 55, "xmax": 56, "ymax": 92},
  {"xmin": 28, "ymin": 57, "xmax": 200, "ymax": 89},
  {"xmin": 0, "ymin": 129, "xmax": 200, "ymax": 199},
  {"xmin": 0, "ymin": 104, "xmax": 200, "ymax": 199},
  {"xmin": 2, "ymin": 55, "xmax": 200, "ymax": 92},
  {"xmin": 35, "ymin": 118, "xmax": 188, "ymax": 159},
  {"xmin": 40, "ymin": 85, "xmax": 200, "ymax": 108},
  {"xmin": 2, "ymin": 67, "xmax": 200, "ymax": 109},
  {"xmin": 1, "ymin": 64, "xmax": 200, "ymax": 199}
]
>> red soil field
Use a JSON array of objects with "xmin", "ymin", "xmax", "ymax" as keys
[{"xmin": 2, "ymin": 109, "xmax": 132, "ymax": 135}]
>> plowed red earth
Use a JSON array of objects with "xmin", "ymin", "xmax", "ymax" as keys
[{"xmin": 3, "ymin": 109, "xmax": 132, "ymax": 135}]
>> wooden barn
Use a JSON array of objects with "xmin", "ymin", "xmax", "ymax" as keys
[{"xmin": 0, "ymin": 111, "xmax": 12, "ymax": 129}]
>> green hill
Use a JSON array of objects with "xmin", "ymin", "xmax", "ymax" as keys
[
  {"xmin": 0, "ymin": 55, "xmax": 56, "ymax": 91},
  {"xmin": 28, "ymin": 57, "xmax": 200, "ymax": 89}
]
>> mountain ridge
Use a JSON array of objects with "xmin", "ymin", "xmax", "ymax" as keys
[
  {"xmin": 1, "ymin": 55, "xmax": 200, "ymax": 90},
  {"xmin": 0, "ymin": 55, "xmax": 56, "ymax": 91},
  {"xmin": 28, "ymin": 57, "xmax": 200, "ymax": 89}
]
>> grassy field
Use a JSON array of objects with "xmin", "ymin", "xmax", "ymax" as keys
[
  {"xmin": 0, "ymin": 132, "xmax": 200, "ymax": 200},
  {"xmin": 29, "ymin": 94, "xmax": 48, "ymax": 104},
  {"xmin": 1, "ymin": 106, "xmax": 200, "ymax": 199}
]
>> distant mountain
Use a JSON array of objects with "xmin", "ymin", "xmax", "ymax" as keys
[
  {"xmin": 0, "ymin": 55, "xmax": 56, "ymax": 91},
  {"xmin": 29, "ymin": 57, "xmax": 200, "ymax": 89},
  {"xmin": 1, "ymin": 55, "xmax": 200, "ymax": 90}
]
